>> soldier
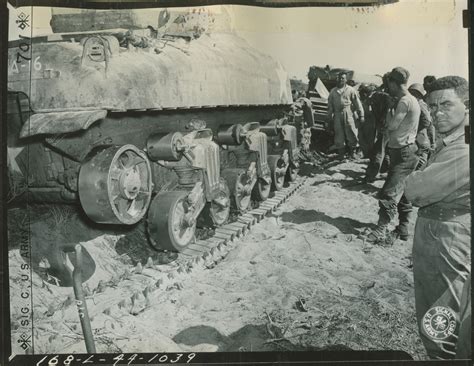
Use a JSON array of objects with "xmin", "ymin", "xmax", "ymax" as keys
[
  {"xmin": 408, "ymin": 83, "xmax": 436, "ymax": 170},
  {"xmin": 364, "ymin": 74, "xmax": 393, "ymax": 182},
  {"xmin": 358, "ymin": 83, "xmax": 378, "ymax": 158},
  {"xmin": 327, "ymin": 71, "xmax": 365, "ymax": 160},
  {"xmin": 362, "ymin": 67, "xmax": 420, "ymax": 243},
  {"xmin": 423, "ymin": 75, "xmax": 437, "ymax": 94},
  {"xmin": 405, "ymin": 76, "xmax": 470, "ymax": 359}
]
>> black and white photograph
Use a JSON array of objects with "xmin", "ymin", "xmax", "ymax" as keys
[{"xmin": 4, "ymin": 0, "xmax": 471, "ymax": 363}]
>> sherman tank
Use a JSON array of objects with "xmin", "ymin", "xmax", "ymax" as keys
[{"xmin": 7, "ymin": 8, "xmax": 298, "ymax": 251}]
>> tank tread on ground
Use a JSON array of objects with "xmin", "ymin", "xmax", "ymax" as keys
[
  {"xmin": 7, "ymin": 8, "xmax": 302, "ymax": 254},
  {"xmin": 52, "ymin": 176, "xmax": 308, "ymax": 318}
]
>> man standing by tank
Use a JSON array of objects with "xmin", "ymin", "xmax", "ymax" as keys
[
  {"xmin": 363, "ymin": 67, "xmax": 420, "ymax": 243},
  {"xmin": 408, "ymin": 83, "xmax": 436, "ymax": 170},
  {"xmin": 357, "ymin": 83, "xmax": 377, "ymax": 158},
  {"xmin": 327, "ymin": 71, "xmax": 365, "ymax": 160},
  {"xmin": 405, "ymin": 76, "xmax": 470, "ymax": 359},
  {"xmin": 364, "ymin": 73, "xmax": 393, "ymax": 182}
]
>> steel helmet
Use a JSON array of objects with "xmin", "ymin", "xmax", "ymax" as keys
[{"xmin": 408, "ymin": 83, "xmax": 426, "ymax": 98}]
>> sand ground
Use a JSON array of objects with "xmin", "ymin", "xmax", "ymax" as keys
[{"xmin": 7, "ymin": 158, "xmax": 426, "ymax": 359}]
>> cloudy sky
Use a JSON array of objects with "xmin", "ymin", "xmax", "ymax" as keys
[{"xmin": 8, "ymin": 0, "xmax": 468, "ymax": 86}]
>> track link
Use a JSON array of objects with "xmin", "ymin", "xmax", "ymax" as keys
[{"xmin": 56, "ymin": 177, "xmax": 308, "ymax": 318}]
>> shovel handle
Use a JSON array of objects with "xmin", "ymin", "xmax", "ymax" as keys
[{"xmin": 61, "ymin": 244, "xmax": 96, "ymax": 353}]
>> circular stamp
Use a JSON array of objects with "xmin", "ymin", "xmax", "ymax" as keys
[{"xmin": 422, "ymin": 306, "xmax": 457, "ymax": 340}]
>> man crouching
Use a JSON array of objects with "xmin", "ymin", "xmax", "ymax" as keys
[{"xmin": 405, "ymin": 76, "xmax": 470, "ymax": 359}]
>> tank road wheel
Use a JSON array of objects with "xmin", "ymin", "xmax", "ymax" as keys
[
  {"xmin": 252, "ymin": 176, "xmax": 271, "ymax": 202},
  {"xmin": 147, "ymin": 191, "xmax": 196, "ymax": 252},
  {"xmin": 222, "ymin": 168, "xmax": 253, "ymax": 212},
  {"xmin": 268, "ymin": 155, "xmax": 288, "ymax": 191},
  {"xmin": 200, "ymin": 178, "xmax": 230, "ymax": 227},
  {"xmin": 286, "ymin": 165, "xmax": 299, "ymax": 182},
  {"xmin": 79, "ymin": 145, "xmax": 153, "ymax": 225}
]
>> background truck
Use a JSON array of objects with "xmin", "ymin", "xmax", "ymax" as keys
[{"xmin": 306, "ymin": 65, "xmax": 382, "ymax": 131}]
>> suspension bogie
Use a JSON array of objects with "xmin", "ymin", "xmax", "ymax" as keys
[
  {"xmin": 9, "ymin": 106, "xmax": 300, "ymax": 253},
  {"xmin": 216, "ymin": 123, "xmax": 272, "ymax": 211},
  {"xmin": 260, "ymin": 120, "xmax": 300, "ymax": 188},
  {"xmin": 146, "ymin": 128, "xmax": 230, "ymax": 252}
]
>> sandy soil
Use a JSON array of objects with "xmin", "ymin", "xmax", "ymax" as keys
[{"xmin": 7, "ymin": 158, "xmax": 426, "ymax": 359}]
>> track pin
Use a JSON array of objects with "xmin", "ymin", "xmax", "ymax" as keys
[
  {"xmin": 238, "ymin": 217, "xmax": 254, "ymax": 227},
  {"xmin": 134, "ymin": 262, "xmax": 143, "ymax": 274},
  {"xmin": 217, "ymin": 242, "xmax": 226, "ymax": 252},
  {"xmin": 145, "ymin": 257, "xmax": 155, "ymax": 269},
  {"xmin": 214, "ymin": 232, "xmax": 233, "ymax": 242},
  {"xmin": 194, "ymin": 256, "xmax": 204, "ymax": 267},
  {"xmin": 219, "ymin": 228, "xmax": 242, "ymax": 238}
]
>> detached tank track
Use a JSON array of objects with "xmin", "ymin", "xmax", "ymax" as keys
[{"xmin": 89, "ymin": 176, "xmax": 308, "ymax": 316}]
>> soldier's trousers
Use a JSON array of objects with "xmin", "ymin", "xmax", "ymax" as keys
[
  {"xmin": 413, "ymin": 217, "xmax": 471, "ymax": 359},
  {"xmin": 357, "ymin": 116, "xmax": 376, "ymax": 158},
  {"xmin": 366, "ymin": 131, "xmax": 390, "ymax": 181},
  {"xmin": 333, "ymin": 109, "xmax": 358, "ymax": 150},
  {"xmin": 377, "ymin": 144, "xmax": 418, "ymax": 231}
]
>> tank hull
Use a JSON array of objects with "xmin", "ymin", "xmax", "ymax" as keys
[
  {"xmin": 8, "ymin": 33, "xmax": 291, "ymax": 114},
  {"xmin": 7, "ymin": 22, "xmax": 293, "ymax": 208},
  {"xmin": 8, "ymin": 105, "xmax": 287, "ymax": 201}
]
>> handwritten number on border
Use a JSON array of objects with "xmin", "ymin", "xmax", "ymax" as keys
[
  {"xmin": 170, "ymin": 354, "xmax": 182, "ymax": 363},
  {"xmin": 83, "ymin": 355, "xmax": 94, "ymax": 364},
  {"xmin": 128, "ymin": 354, "xmax": 138, "ymax": 365},
  {"xmin": 63, "ymin": 355, "xmax": 75, "ymax": 365},
  {"xmin": 47, "ymin": 355, "xmax": 58, "ymax": 365},
  {"xmin": 113, "ymin": 354, "xmax": 125, "ymax": 366}
]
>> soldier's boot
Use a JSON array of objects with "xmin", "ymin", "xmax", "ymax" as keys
[
  {"xmin": 348, "ymin": 147, "xmax": 358, "ymax": 160},
  {"xmin": 394, "ymin": 206, "xmax": 412, "ymax": 242},
  {"xmin": 393, "ymin": 221, "xmax": 410, "ymax": 242},
  {"xmin": 337, "ymin": 148, "xmax": 346, "ymax": 160},
  {"xmin": 362, "ymin": 224, "xmax": 390, "ymax": 245}
]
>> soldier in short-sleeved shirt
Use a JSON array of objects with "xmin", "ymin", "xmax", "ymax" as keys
[{"xmin": 362, "ymin": 67, "xmax": 420, "ymax": 244}]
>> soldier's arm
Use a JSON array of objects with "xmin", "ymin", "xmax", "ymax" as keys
[
  {"xmin": 351, "ymin": 90, "xmax": 364, "ymax": 119},
  {"xmin": 386, "ymin": 98, "xmax": 409, "ymax": 131},
  {"xmin": 427, "ymin": 123, "xmax": 436, "ymax": 147},
  {"xmin": 418, "ymin": 103, "xmax": 432, "ymax": 131},
  {"xmin": 404, "ymin": 143, "xmax": 470, "ymax": 207},
  {"xmin": 327, "ymin": 92, "xmax": 334, "ymax": 120}
]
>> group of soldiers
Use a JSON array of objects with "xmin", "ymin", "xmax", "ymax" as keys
[{"xmin": 323, "ymin": 68, "xmax": 470, "ymax": 360}]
